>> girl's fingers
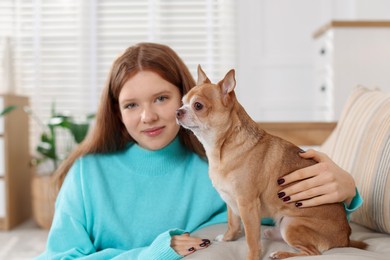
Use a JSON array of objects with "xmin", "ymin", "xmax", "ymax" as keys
[
  {"xmin": 279, "ymin": 164, "xmax": 334, "ymax": 197},
  {"xmin": 277, "ymin": 150, "xmax": 330, "ymax": 187},
  {"xmin": 278, "ymin": 162, "xmax": 325, "ymax": 188},
  {"xmin": 171, "ymin": 233, "xmax": 211, "ymax": 256},
  {"xmin": 277, "ymin": 149, "xmax": 356, "ymax": 207},
  {"xmin": 298, "ymin": 149, "xmax": 328, "ymax": 162},
  {"xmin": 293, "ymin": 193, "xmax": 338, "ymax": 208},
  {"xmin": 280, "ymin": 182, "xmax": 338, "ymax": 204}
]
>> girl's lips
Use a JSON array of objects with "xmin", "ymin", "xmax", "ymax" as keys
[{"xmin": 142, "ymin": 126, "xmax": 165, "ymax": 137}]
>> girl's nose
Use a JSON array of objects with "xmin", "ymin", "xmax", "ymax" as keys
[{"xmin": 141, "ymin": 107, "xmax": 158, "ymax": 123}]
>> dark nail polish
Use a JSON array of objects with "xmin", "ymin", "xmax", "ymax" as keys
[
  {"xmin": 200, "ymin": 239, "xmax": 210, "ymax": 247},
  {"xmin": 298, "ymin": 148, "xmax": 306, "ymax": 153},
  {"xmin": 188, "ymin": 247, "xmax": 195, "ymax": 252},
  {"xmin": 295, "ymin": 202, "xmax": 303, "ymax": 207},
  {"xmin": 277, "ymin": 192, "xmax": 285, "ymax": 198},
  {"xmin": 282, "ymin": 196, "xmax": 290, "ymax": 202},
  {"xmin": 277, "ymin": 178, "xmax": 285, "ymax": 185}
]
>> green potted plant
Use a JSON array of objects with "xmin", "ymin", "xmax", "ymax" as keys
[
  {"xmin": 26, "ymin": 103, "xmax": 95, "ymax": 173},
  {"xmin": 26, "ymin": 103, "xmax": 95, "ymax": 229}
]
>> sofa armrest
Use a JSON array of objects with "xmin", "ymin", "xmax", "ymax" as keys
[{"xmin": 257, "ymin": 122, "xmax": 337, "ymax": 146}]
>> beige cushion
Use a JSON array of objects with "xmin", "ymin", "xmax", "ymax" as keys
[{"xmin": 321, "ymin": 86, "xmax": 390, "ymax": 234}]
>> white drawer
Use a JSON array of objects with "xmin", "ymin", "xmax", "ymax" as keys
[
  {"xmin": 314, "ymin": 69, "xmax": 333, "ymax": 107},
  {"xmin": 314, "ymin": 31, "xmax": 333, "ymax": 70},
  {"xmin": 313, "ymin": 107, "xmax": 333, "ymax": 121},
  {"xmin": 0, "ymin": 179, "xmax": 5, "ymax": 218}
]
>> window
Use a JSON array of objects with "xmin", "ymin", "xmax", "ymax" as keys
[
  {"xmin": 6, "ymin": 0, "xmax": 236, "ymax": 159},
  {"xmin": 0, "ymin": 0, "xmax": 15, "ymax": 93}
]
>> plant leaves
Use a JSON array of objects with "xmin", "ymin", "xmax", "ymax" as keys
[
  {"xmin": 26, "ymin": 101, "xmax": 95, "ymax": 170},
  {"xmin": 36, "ymin": 141, "xmax": 56, "ymax": 160},
  {"xmin": 66, "ymin": 122, "xmax": 90, "ymax": 143},
  {"xmin": 0, "ymin": 105, "xmax": 17, "ymax": 116}
]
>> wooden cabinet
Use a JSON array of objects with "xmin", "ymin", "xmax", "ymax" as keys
[
  {"xmin": 0, "ymin": 94, "xmax": 31, "ymax": 230},
  {"xmin": 313, "ymin": 20, "xmax": 390, "ymax": 120}
]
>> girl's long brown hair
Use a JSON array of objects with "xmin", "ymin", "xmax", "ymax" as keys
[{"xmin": 53, "ymin": 42, "xmax": 205, "ymax": 192}]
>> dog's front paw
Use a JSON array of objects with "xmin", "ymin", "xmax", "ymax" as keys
[
  {"xmin": 214, "ymin": 230, "xmax": 242, "ymax": 242},
  {"xmin": 214, "ymin": 234, "xmax": 224, "ymax": 242},
  {"xmin": 270, "ymin": 251, "xmax": 282, "ymax": 259},
  {"xmin": 270, "ymin": 251, "xmax": 294, "ymax": 259}
]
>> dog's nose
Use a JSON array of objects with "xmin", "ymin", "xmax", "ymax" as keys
[{"xmin": 176, "ymin": 109, "xmax": 185, "ymax": 119}]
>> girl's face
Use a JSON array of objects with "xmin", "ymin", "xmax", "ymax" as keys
[{"xmin": 118, "ymin": 70, "xmax": 182, "ymax": 150}]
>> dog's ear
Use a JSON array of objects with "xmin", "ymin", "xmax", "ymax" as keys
[
  {"xmin": 197, "ymin": 65, "xmax": 211, "ymax": 85},
  {"xmin": 221, "ymin": 69, "xmax": 236, "ymax": 106}
]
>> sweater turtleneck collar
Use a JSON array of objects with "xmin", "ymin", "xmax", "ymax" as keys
[{"xmin": 123, "ymin": 137, "xmax": 191, "ymax": 176}]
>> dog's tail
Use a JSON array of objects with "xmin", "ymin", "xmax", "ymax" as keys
[{"xmin": 349, "ymin": 240, "xmax": 368, "ymax": 249}]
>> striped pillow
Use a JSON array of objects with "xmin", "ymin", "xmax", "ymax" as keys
[{"xmin": 321, "ymin": 86, "xmax": 390, "ymax": 234}]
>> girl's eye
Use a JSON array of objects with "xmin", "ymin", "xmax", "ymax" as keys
[
  {"xmin": 194, "ymin": 102, "xmax": 203, "ymax": 111},
  {"xmin": 125, "ymin": 103, "xmax": 137, "ymax": 109},
  {"xmin": 156, "ymin": 96, "xmax": 168, "ymax": 102}
]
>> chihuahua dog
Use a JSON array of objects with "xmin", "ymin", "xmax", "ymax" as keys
[{"xmin": 176, "ymin": 66, "xmax": 366, "ymax": 259}]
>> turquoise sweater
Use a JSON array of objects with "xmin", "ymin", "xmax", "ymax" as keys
[
  {"xmin": 37, "ymin": 138, "xmax": 227, "ymax": 259},
  {"xmin": 37, "ymin": 137, "xmax": 362, "ymax": 259}
]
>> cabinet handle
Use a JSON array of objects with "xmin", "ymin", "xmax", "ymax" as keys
[
  {"xmin": 320, "ymin": 48, "xmax": 326, "ymax": 55},
  {"xmin": 320, "ymin": 85, "xmax": 327, "ymax": 92}
]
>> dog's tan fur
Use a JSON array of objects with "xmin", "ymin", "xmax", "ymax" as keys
[{"xmin": 176, "ymin": 66, "xmax": 366, "ymax": 259}]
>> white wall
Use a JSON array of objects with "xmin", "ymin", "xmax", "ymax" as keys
[
  {"xmin": 236, "ymin": 0, "xmax": 390, "ymax": 122},
  {"xmin": 355, "ymin": 0, "xmax": 390, "ymax": 19}
]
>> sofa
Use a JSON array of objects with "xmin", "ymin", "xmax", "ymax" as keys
[{"xmin": 186, "ymin": 86, "xmax": 390, "ymax": 260}]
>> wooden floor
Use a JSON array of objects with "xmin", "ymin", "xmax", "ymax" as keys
[{"xmin": 0, "ymin": 219, "xmax": 48, "ymax": 259}]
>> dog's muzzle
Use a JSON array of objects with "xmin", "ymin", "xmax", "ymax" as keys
[{"xmin": 176, "ymin": 108, "xmax": 186, "ymax": 120}]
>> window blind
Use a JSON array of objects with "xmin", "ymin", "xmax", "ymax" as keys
[
  {"xmin": 0, "ymin": 0, "xmax": 15, "ymax": 93},
  {"xmin": 10, "ymin": 0, "xmax": 236, "ymax": 167}
]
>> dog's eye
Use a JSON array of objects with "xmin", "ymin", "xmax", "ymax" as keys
[{"xmin": 194, "ymin": 102, "xmax": 203, "ymax": 111}]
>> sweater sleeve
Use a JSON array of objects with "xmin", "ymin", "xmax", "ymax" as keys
[
  {"xmin": 36, "ymin": 210, "xmax": 184, "ymax": 260},
  {"xmin": 343, "ymin": 187, "xmax": 363, "ymax": 221},
  {"xmin": 35, "ymin": 160, "xmax": 185, "ymax": 260},
  {"xmin": 112, "ymin": 229, "xmax": 185, "ymax": 260}
]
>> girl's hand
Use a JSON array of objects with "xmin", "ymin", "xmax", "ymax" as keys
[
  {"xmin": 277, "ymin": 149, "xmax": 356, "ymax": 208},
  {"xmin": 171, "ymin": 233, "xmax": 211, "ymax": 256}
]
